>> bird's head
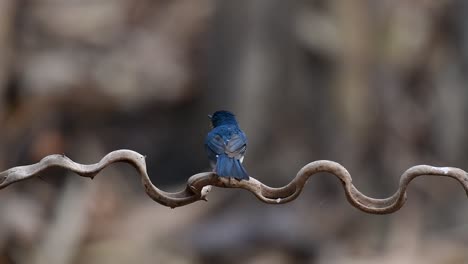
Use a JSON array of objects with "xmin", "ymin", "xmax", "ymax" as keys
[{"xmin": 208, "ymin": 110, "xmax": 238, "ymax": 127}]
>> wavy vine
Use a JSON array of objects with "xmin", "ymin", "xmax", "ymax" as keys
[{"xmin": 0, "ymin": 149, "xmax": 467, "ymax": 214}]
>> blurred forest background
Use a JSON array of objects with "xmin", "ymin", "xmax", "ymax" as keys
[{"xmin": 0, "ymin": 0, "xmax": 467, "ymax": 263}]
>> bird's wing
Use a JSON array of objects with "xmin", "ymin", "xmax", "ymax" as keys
[
  {"xmin": 206, "ymin": 131, "xmax": 247, "ymax": 160},
  {"xmin": 225, "ymin": 133, "xmax": 247, "ymax": 159},
  {"xmin": 205, "ymin": 133, "xmax": 225, "ymax": 155}
]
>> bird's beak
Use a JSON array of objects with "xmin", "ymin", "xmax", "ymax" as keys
[{"xmin": 207, "ymin": 114, "xmax": 212, "ymax": 119}]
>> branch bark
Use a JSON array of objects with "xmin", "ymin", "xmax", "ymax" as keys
[{"xmin": 0, "ymin": 149, "xmax": 467, "ymax": 214}]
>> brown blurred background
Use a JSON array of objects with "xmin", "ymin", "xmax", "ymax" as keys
[{"xmin": 0, "ymin": 0, "xmax": 467, "ymax": 263}]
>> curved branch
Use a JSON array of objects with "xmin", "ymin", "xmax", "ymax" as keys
[{"xmin": 0, "ymin": 149, "xmax": 467, "ymax": 214}]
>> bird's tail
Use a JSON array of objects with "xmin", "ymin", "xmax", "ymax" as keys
[{"xmin": 216, "ymin": 154, "xmax": 249, "ymax": 180}]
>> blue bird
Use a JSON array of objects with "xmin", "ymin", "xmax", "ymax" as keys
[{"xmin": 205, "ymin": 110, "xmax": 249, "ymax": 180}]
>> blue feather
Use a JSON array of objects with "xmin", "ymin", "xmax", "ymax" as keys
[
  {"xmin": 205, "ymin": 110, "xmax": 249, "ymax": 181},
  {"xmin": 216, "ymin": 154, "xmax": 249, "ymax": 180}
]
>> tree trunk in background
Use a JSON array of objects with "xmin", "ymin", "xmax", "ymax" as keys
[
  {"xmin": 207, "ymin": 0, "xmax": 295, "ymax": 178},
  {"xmin": 0, "ymin": 0, "xmax": 16, "ymax": 173}
]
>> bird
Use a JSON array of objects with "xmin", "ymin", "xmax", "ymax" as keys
[{"xmin": 205, "ymin": 110, "xmax": 249, "ymax": 180}]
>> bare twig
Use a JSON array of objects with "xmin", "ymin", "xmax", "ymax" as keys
[{"xmin": 0, "ymin": 149, "xmax": 467, "ymax": 214}]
